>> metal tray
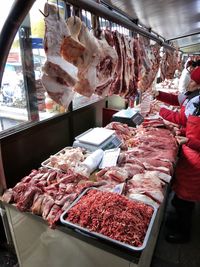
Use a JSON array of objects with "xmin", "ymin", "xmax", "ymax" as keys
[
  {"xmin": 41, "ymin": 146, "xmax": 90, "ymax": 172},
  {"xmin": 60, "ymin": 187, "xmax": 157, "ymax": 252}
]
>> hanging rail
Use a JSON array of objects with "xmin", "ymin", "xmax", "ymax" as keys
[
  {"xmin": 179, "ymin": 42, "xmax": 200, "ymax": 49},
  {"xmin": 167, "ymin": 31, "xmax": 200, "ymax": 42},
  {"xmin": 66, "ymin": 0, "xmax": 174, "ymax": 50},
  {"xmin": 101, "ymin": 0, "xmax": 164, "ymax": 40}
]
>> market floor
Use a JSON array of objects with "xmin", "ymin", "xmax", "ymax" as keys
[
  {"xmin": 0, "ymin": 244, "xmax": 18, "ymax": 267},
  {"xmin": 0, "ymin": 192, "xmax": 199, "ymax": 267},
  {"xmin": 151, "ymin": 192, "xmax": 200, "ymax": 267}
]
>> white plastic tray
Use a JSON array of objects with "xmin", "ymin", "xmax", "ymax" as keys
[{"xmin": 41, "ymin": 147, "xmax": 90, "ymax": 172}]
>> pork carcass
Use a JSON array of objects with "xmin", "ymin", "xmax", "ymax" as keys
[
  {"xmin": 42, "ymin": 3, "xmax": 78, "ymax": 108},
  {"xmin": 61, "ymin": 17, "xmax": 118, "ymax": 97}
]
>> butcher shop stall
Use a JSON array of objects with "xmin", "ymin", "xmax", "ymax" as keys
[{"xmin": 0, "ymin": 0, "xmax": 199, "ymax": 267}]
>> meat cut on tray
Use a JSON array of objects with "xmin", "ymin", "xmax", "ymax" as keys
[{"xmin": 1, "ymin": 168, "xmax": 106, "ymax": 228}]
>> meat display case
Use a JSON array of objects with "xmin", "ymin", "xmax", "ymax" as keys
[{"xmin": 3, "ymin": 190, "xmax": 168, "ymax": 267}]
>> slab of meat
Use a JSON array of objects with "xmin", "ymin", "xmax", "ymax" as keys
[
  {"xmin": 137, "ymin": 36, "xmax": 161, "ymax": 92},
  {"xmin": 126, "ymin": 174, "xmax": 164, "ymax": 204},
  {"xmin": 105, "ymin": 121, "xmax": 135, "ymax": 149},
  {"xmin": 124, "ymin": 38, "xmax": 138, "ymax": 99},
  {"xmin": 160, "ymin": 48, "xmax": 179, "ymax": 80},
  {"xmin": 108, "ymin": 31, "xmax": 124, "ymax": 95},
  {"xmin": 42, "ymin": 3, "xmax": 78, "ymax": 108},
  {"xmin": 41, "ymin": 74, "xmax": 75, "ymax": 108},
  {"xmin": 61, "ymin": 16, "xmax": 85, "ymax": 65},
  {"xmin": 129, "ymin": 193, "xmax": 159, "ymax": 209},
  {"xmin": 95, "ymin": 33, "xmax": 118, "ymax": 97},
  {"xmin": 16, "ymin": 185, "xmax": 43, "ymax": 212},
  {"xmin": 62, "ymin": 17, "xmax": 118, "ymax": 97},
  {"xmin": 96, "ymin": 166, "xmax": 130, "ymax": 183}
]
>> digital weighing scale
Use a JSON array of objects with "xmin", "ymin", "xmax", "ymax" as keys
[
  {"xmin": 73, "ymin": 128, "xmax": 122, "ymax": 152},
  {"xmin": 112, "ymin": 108, "xmax": 144, "ymax": 127}
]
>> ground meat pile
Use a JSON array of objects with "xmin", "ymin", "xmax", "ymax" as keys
[{"xmin": 66, "ymin": 189, "xmax": 154, "ymax": 247}]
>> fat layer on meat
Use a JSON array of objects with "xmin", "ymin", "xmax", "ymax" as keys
[{"xmin": 42, "ymin": 3, "xmax": 78, "ymax": 108}]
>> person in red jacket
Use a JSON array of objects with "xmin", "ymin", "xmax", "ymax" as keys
[
  {"xmin": 163, "ymin": 67, "xmax": 200, "ymax": 243},
  {"xmin": 153, "ymin": 67, "xmax": 200, "ymax": 135}
]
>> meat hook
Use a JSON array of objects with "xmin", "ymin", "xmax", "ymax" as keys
[
  {"xmin": 73, "ymin": 15, "xmax": 76, "ymax": 25},
  {"xmin": 56, "ymin": 0, "xmax": 60, "ymax": 20},
  {"xmin": 72, "ymin": 6, "xmax": 77, "ymax": 25},
  {"xmin": 39, "ymin": 0, "xmax": 49, "ymax": 17}
]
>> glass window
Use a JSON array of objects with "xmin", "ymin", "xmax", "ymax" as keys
[
  {"xmin": 0, "ymin": 0, "xmax": 104, "ymax": 133},
  {"xmin": 0, "ymin": 34, "xmax": 29, "ymax": 132},
  {"xmin": 73, "ymin": 93, "xmax": 102, "ymax": 110},
  {"xmin": 0, "ymin": 0, "xmax": 66, "ymax": 132},
  {"xmin": 0, "ymin": 0, "xmax": 13, "ymax": 33}
]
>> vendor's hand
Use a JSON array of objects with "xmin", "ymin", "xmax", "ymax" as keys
[
  {"xmin": 153, "ymin": 102, "xmax": 161, "ymax": 112},
  {"xmin": 175, "ymin": 136, "xmax": 188, "ymax": 145},
  {"xmin": 173, "ymin": 127, "xmax": 181, "ymax": 136},
  {"xmin": 151, "ymin": 90, "xmax": 159, "ymax": 98}
]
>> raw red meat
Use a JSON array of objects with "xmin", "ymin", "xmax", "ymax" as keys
[{"xmin": 66, "ymin": 189, "xmax": 154, "ymax": 247}]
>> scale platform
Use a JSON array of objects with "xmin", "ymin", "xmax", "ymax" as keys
[
  {"xmin": 112, "ymin": 108, "xmax": 144, "ymax": 127},
  {"xmin": 73, "ymin": 128, "xmax": 122, "ymax": 152}
]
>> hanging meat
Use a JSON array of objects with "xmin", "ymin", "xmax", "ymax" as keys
[
  {"xmin": 137, "ymin": 36, "xmax": 161, "ymax": 92},
  {"xmin": 61, "ymin": 16, "xmax": 118, "ymax": 97},
  {"xmin": 104, "ymin": 30, "xmax": 138, "ymax": 99},
  {"xmin": 41, "ymin": 3, "xmax": 78, "ymax": 108},
  {"xmin": 160, "ymin": 47, "xmax": 179, "ymax": 81},
  {"xmin": 41, "ymin": 3, "xmax": 176, "ymax": 106}
]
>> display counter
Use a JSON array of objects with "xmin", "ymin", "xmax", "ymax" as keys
[{"xmin": 2, "ymin": 185, "xmax": 168, "ymax": 267}]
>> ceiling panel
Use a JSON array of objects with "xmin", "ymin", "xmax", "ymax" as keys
[{"xmin": 103, "ymin": 0, "xmax": 200, "ymax": 53}]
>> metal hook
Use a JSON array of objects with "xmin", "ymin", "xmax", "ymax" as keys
[
  {"xmin": 39, "ymin": 0, "xmax": 49, "ymax": 17},
  {"xmin": 85, "ymin": 10, "xmax": 88, "ymax": 27},
  {"xmin": 73, "ymin": 15, "xmax": 76, "ymax": 25},
  {"xmin": 56, "ymin": 0, "xmax": 60, "ymax": 20},
  {"xmin": 72, "ymin": 6, "xmax": 76, "ymax": 25}
]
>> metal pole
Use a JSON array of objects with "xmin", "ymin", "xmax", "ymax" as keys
[
  {"xmin": 0, "ymin": 0, "xmax": 36, "ymax": 87},
  {"xmin": 167, "ymin": 31, "xmax": 200, "ymax": 41},
  {"xmin": 179, "ymin": 43, "xmax": 200, "ymax": 49},
  {"xmin": 19, "ymin": 25, "xmax": 39, "ymax": 121},
  {"xmin": 66, "ymin": 0, "xmax": 174, "ymax": 50}
]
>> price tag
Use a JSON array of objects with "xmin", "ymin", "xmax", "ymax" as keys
[{"xmin": 99, "ymin": 148, "xmax": 120, "ymax": 169}]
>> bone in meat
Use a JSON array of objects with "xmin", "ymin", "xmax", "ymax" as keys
[{"xmin": 42, "ymin": 3, "xmax": 78, "ymax": 107}]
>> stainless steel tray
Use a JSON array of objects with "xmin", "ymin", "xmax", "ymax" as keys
[
  {"xmin": 41, "ymin": 147, "xmax": 90, "ymax": 172},
  {"xmin": 60, "ymin": 187, "xmax": 157, "ymax": 252}
]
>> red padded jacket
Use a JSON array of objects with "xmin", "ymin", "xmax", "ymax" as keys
[
  {"xmin": 156, "ymin": 91, "xmax": 187, "ymax": 135},
  {"xmin": 172, "ymin": 115, "xmax": 200, "ymax": 201}
]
